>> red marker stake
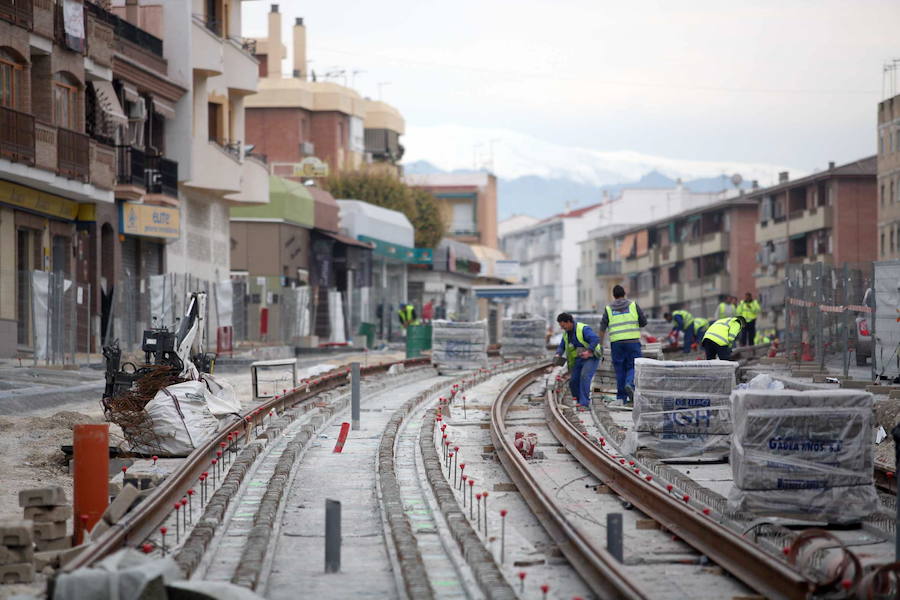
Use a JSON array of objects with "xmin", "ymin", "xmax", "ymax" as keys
[
  {"xmin": 476, "ymin": 493, "xmax": 482, "ymax": 530},
  {"xmin": 461, "ymin": 476, "xmax": 468, "ymax": 506},
  {"xmin": 468, "ymin": 479, "xmax": 475, "ymax": 519},
  {"xmin": 447, "ymin": 453, "xmax": 454, "ymax": 480},
  {"xmin": 541, "ymin": 584, "xmax": 549, "ymax": 599},
  {"xmin": 142, "ymin": 542, "xmax": 153, "ymax": 554},
  {"xmin": 500, "ymin": 509, "xmax": 508, "ymax": 563},
  {"xmin": 187, "ymin": 489, "xmax": 194, "ymax": 522},
  {"xmin": 518, "ymin": 571, "xmax": 526, "ymax": 593},
  {"xmin": 174, "ymin": 503, "xmax": 181, "ymax": 543},
  {"xmin": 458, "ymin": 464, "xmax": 466, "ymax": 491},
  {"xmin": 181, "ymin": 498, "xmax": 189, "ymax": 525},
  {"xmin": 482, "ymin": 492, "xmax": 489, "ymax": 536},
  {"xmin": 160, "ymin": 526, "xmax": 168, "ymax": 556}
]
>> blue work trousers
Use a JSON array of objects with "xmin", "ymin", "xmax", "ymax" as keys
[
  {"xmin": 682, "ymin": 326, "xmax": 694, "ymax": 353},
  {"xmin": 611, "ymin": 341, "xmax": 642, "ymax": 400},
  {"xmin": 568, "ymin": 357, "xmax": 600, "ymax": 407}
]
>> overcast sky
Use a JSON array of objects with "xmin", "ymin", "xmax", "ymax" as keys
[{"xmin": 242, "ymin": 0, "xmax": 899, "ymax": 172}]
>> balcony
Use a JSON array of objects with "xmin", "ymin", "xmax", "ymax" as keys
[
  {"xmin": 756, "ymin": 217, "xmax": 789, "ymax": 244},
  {"xmin": 683, "ymin": 231, "xmax": 729, "ymax": 260},
  {"xmin": 57, "ymin": 127, "xmax": 89, "ymax": 182},
  {"xmin": 226, "ymin": 155, "xmax": 270, "ymax": 205},
  {"xmin": 84, "ymin": 1, "xmax": 163, "ymax": 58},
  {"xmin": 224, "ymin": 38, "xmax": 259, "ymax": 94},
  {"xmin": 683, "ymin": 272, "xmax": 728, "ymax": 301},
  {"xmin": 116, "ymin": 145, "xmax": 179, "ymax": 200},
  {"xmin": 636, "ymin": 288, "xmax": 659, "ymax": 310},
  {"xmin": 596, "ymin": 261, "xmax": 621, "ymax": 276},
  {"xmin": 623, "ymin": 248, "xmax": 657, "ymax": 274},
  {"xmin": 658, "ymin": 282, "xmax": 684, "ymax": 305},
  {"xmin": 791, "ymin": 205, "xmax": 833, "ymax": 234},
  {"xmin": 89, "ymin": 140, "xmax": 115, "ymax": 190},
  {"xmin": 191, "ymin": 16, "xmax": 224, "ymax": 76},
  {"xmin": 188, "ymin": 139, "xmax": 241, "ymax": 194},
  {"xmin": 0, "ymin": 0, "xmax": 32, "ymax": 28},
  {"xmin": 85, "ymin": 12, "xmax": 114, "ymax": 68},
  {"xmin": 0, "ymin": 106, "xmax": 36, "ymax": 166},
  {"xmin": 657, "ymin": 244, "xmax": 683, "ymax": 265}
]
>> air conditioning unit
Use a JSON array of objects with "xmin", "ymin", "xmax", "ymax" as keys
[
  {"xmin": 301, "ymin": 141, "xmax": 314, "ymax": 155},
  {"xmin": 146, "ymin": 168, "xmax": 162, "ymax": 193},
  {"xmin": 129, "ymin": 98, "xmax": 147, "ymax": 120}
]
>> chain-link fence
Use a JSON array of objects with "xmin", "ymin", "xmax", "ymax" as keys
[
  {"xmin": 24, "ymin": 271, "xmax": 92, "ymax": 366},
  {"xmin": 783, "ymin": 262, "xmax": 873, "ymax": 375}
]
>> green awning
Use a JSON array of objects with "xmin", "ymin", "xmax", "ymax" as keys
[
  {"xmin": 230, "ymin": 176, "xmax": 315, "ymax": 227},
  {"xmin": 789, "ymin": 232, "xmax": 807, "ymax": 241}
]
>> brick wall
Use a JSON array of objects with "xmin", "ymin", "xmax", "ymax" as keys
[
  {"xmin": 245, "ymin": 107, "xmax": 306, "ymax": 164},
  {"xmin": 833, "ymin": 178, "xmax": 878, "ymax": 266},
  {"xmin": 728, "ymin": 204, "xmax": 758, "ymax": 296},
  {"xmin": 310, "ymin": 111, "xmax": 347, "ymax": 172}
]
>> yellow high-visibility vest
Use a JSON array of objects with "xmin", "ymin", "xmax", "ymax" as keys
[
  {"xmin": 563, "ymin": 322, "xmax": 602, "ymax": 368},
  {"xmin": 703, "ymin": 318, "xmax": 742, "ymax": 347},
  {"xmin": 672, "ymin": 309, "xmax": 693, "ymax": 329},
  {"xmin": 605, "ymin": 301, "xmax": 641, "ymax": 342}
]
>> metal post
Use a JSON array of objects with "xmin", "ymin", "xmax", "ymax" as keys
[
  {"xmin": 325, "ymin": 499, "xmax": 341, "ymax": 573},
  {"xmin": 815, "ymin": 262, "xmax": 825, "ymax": 370},
  {"xmin": 894, "ymin": 425, "xmax": 900, "ymax": 561},
  {"xmin": 351, "ymin": 362, "xmax": 361, "ymax": 430},
  {"xmin": 842, "ymin": 264, "xmax": 850, "ymax": 378},
  {"xmin": 607, "ymin": 512, "xmax": 623, "ymax": 562}
]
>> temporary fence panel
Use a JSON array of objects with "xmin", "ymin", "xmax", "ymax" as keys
[{"xmin": 873, "ymin": 260, "xmax": 900, "ymax": 379}]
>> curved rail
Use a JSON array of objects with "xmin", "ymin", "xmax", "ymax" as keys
[
  {"xmin": 542, "ymin": 380, "xmax": 815, "ymax": 600},
  {"xmin": 65, "ymin": 357, "xmax": 429, "ymax": 572},
  {"xmin": 490, "ymin": 364, "xmax": 650, "ymax": 600}
]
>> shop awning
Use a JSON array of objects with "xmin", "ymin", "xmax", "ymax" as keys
[
  {"xmin": 92, "ymin": 81, "xmax": 127, "ymax": 125},
  {"xmin": 152, "ymin": 97, "xmax": 176, "ymax": 120},
  {"xmin": 317, "ymin": 229, "xmax": 375, "ymax": 249},
  {"xmin": 473, "ymin": 286, "xmax": 530, "ymax": 299},
  {"xmin": 122, "ymin": 83, "xmax": 139, "ymax": 103}
]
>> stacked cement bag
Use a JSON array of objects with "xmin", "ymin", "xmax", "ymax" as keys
[
  {"xmin": 627, "ymin": 358, "xmax": 738, "ymax": 458},
  {"xmin": 431, "ymin": 320, "xmax": 488, "ymax": 371},
  {"xmin": 500, "ymin": 317, "xmax": 546, "ymax": 358},
  {"xmin": 728, "ymin": 389, "xmax": 878, "ymax": 523}
]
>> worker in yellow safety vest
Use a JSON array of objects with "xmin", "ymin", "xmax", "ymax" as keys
[
  {"xmin": 555, "ymin": 312, "xmax": 603, "ymax": 410},
  {"xmin": 701, "ymin": 316, "xmax": 746, "ymax": 360},
  {"xmin": 397, "ymin": 303, "xmax": 420, "ymax": 329},
  {"xmin": 737, "ymin": 292, "xmax": 761, "ymax": 346},
  {"xmin": 692, "ymin": 317, "xmax": 710, "ymax": 342},
  {"xmin": 663, "ymin": 309, "xmax": 694, "ymax": 354},
  {"xmin": 716, "ymin": 294, "xmax": 735, "ymax": 319},
  {"xmin": 597, "ymin": 285, "xmax": 647, "ymax": 403}
]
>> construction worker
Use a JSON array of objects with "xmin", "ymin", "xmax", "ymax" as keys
[
  {"xmin": 754, "ymin": 330, "xmax": 771, "ymax": 345},
  {"xmin": 397, "ymin": 302, "xmax": 419, "ymax": 329},
  {"xmin": 597, "ymin": 285, "xmax": 647, "ymax": 403},
  {"xmin": 737, "ymin": 292, "xmax": 761, "ymax": 346},
  {"xmin": 663, "ymin": 309, "xmax": 694, "ymax": 354},
  {"xmin": 692, "ymin": 317, "xmax": 710, "ymax": 344},
  {"xmin": 554, "ymin": 312, "xmax": 603, "ymax": 410},
  {"xmin": 716, "ymin": 294, "xmax": 735, "ymax": 319},
  {"xmin": 701, "ymin": 316, "xmax": 746, "ymax": 360}
]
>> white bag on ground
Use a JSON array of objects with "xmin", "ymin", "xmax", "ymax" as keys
[{"xmin": 138, "ymin": 376, "xmax": 241, "ymax": 457}]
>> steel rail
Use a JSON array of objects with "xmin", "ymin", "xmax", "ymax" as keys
[
  {"xmin": 543, "ymin": 383, "xmax": 815, "ymax": 600},
  {"xmin": 64, "ymin": 357, "xmax": 429, "ymax": 572},
  {"xmin": 489, "ymin": 364, "xmax": 650, "ymax": 600}
]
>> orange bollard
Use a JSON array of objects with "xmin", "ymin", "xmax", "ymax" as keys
[{"xmin": 73, "ymin": 424, "xmax": 109, "ymax": 545}]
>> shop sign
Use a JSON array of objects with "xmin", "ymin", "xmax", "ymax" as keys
[
  {"xmin": 292, "ymin": 157, "xmax": 330, "ymax": 178},
  {"xmin": 0, "ymin": 180, "xmax": 79, "ymax": 220},
  {"xmin": 120, "ymin": 202, "xmax": 180, "ymax": 238}
]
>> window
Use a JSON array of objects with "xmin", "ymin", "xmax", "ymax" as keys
[
  {"xmin": 208, "ymin": 102, "xmax": 222, "ymax": 143},
  {"xmin": 53, "ymin": 72, "xmax": 79, "ymax": 130},
  {"xmin": 0, "ymin": 48, "xmax": 24, "ymax": 109},
  {"xmin": 882, "ymin": 184, "xmax": 886, "ymax": 207},
  {"xmin": 892, "ymin": 229, "xmax": 896, "ymax": 254},
  {"xmin": 882, "ymin": 232, "xmax": 886, "ymax": 257},
  {"xmin": 893, "ymin": 181, "xmax": 896, "ymax": 207},
  {"xmin": 895, "ymin": 130, "xmax": 899, "ymax": 154}
]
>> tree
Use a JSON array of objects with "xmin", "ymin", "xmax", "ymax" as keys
[{"xmin": 322, "ymin": 171, "xmax": 446, "ymax": 248}]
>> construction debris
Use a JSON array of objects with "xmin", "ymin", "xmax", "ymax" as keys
[{"xmin": 0, "ymin": 519, "xmax": 34, "ymax": 584}]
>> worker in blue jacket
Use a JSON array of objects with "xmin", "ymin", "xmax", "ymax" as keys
[{"xmin": 554, "ymin": 312, "xmax": 603, "ymax": 410}]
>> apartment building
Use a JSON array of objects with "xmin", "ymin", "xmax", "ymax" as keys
[
  {"xmin": 500, "ymin": 203, "xmax": 602, "ymax": 320},
  {"xmin": 0, "ymin": 0, "xmax": 120, "ymax": 356},
  {"xmin": 613, "ymin": 196, "xmax": 758, "ymax": 320},
  {"xmin": 878, "ymin": 94, "xmax": 900, "ymax": 259},
  {"xmin": 405, "ymin": 172, "xmax": 499, "ymax": 249},
  {"xmin": 577, "ymin": 224, "xmax": 634, "ymax": 312},
  {"xmin": 244, "ymin": 5, "xmax": 405, "ymax": 176},
  {"xmin": 748, "ymin": 157, "xmax": 877, "ymax": 330},
  {"xmin": 141, "ymin": 0, "xmax": 270, "ymax": 283}
]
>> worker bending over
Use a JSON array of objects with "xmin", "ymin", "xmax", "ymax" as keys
[
  {"xmin": 737, "ymin": 292, "xmax": 761, "ymax": 346},
  {"xmin": 555, "ymin": 312, "xmax": 603, "ymax": 410},
  {"xmin": 664, "ymin": 309, "xmax": 694, "ymax": 354},
  {"xmin": 397, "ymin": 302, "xmax": 419, "ymax": 329},
  {"xmin": 692, "ymin": 317, "xmax": 709, "ymax": 343},
  {"xmin": 701, "ymin": 316, "xmax": 746, "ymax": 360},
  {"xmin": 597, "ymin": 285, "xmax": 646, "ymax": 403}
]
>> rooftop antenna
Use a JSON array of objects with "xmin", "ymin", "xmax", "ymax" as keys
[
  {"xmin": 486, "ymin": 138, "xmax": 500, "ymax": 173},
  {"xmin": 377, "ymin": 81, "xmax": 391, "ymax": 101},
  {"xmin": 883, "ymin": 59, "xmax": 900, "ymax": 99},
  {"xmin": 351, "ymin": 69, "xmax": 365, "ymax": 89}
]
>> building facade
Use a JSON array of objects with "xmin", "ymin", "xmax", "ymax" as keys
[
  {"xmin": 577, "ymin": 224, "xmax": 634, "ymax": 312},
  {"xmin": 0, "ymin": 0, "xmax": 121, "ymax": 357},
  {"xmin": 612, "ymin": 196, "xmax": 758, "ymax": 320},
  {"xmin": 405, "ymin": 172, "xmax": 499, "ymax": 249},
  {"xmin": 878, "ymin": 95, "xmax": 900, "ymax": 260},
  {"xmin": 244, "ymin": 6, "xmax": 404, "ymax": 177},
  {"xmin": 748, "ymin": 158, "xmax": 877, "ymax": 331}
]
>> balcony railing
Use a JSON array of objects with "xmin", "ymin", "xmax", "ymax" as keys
[
  {"xmin": 85, "ymin": 1, "xmax": 163, "ymax": 57},
  {"xmin": 193, "ymin": 12, "xmax": 223, "ymax": 37},
  {"xmin": 0, "ymin": 106, "xmax": 36, "ymax": 165},
  {"xmin": 57, "ymin": 127, "xmax": 89, "ymax": 181},
  {"xmin": 595, "ymin": 261, "xmax": 621, "ymax": 276},
  {"xmin": 116, "ymin": 145, "xmax": 178, "ymax": 198},
  {"xmin": 0, "ymin": 0, "xmax": 32, "ymax": 28}
]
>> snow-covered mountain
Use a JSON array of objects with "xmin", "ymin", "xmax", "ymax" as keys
[{"xmin": 402, "ymin": 124, "xmax": 802, "ymax": 219}]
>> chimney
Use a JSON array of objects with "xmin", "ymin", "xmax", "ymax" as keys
[
  {"xmin": 125, "ymin": 0, "xmax": 138, "ymax": 25},
  {"xmin": 828, "ymin": 161, "xmax": 835, "ymax": 170},
  {"xmin": 778, "ymin": 171, "xmax": 789, "ymax": 183},
  {"xmin": 267, "ymin": 4, "xmax": 282, "ymax": 79},
  {"xmin": 293, "ymin": 17, "xmax": 307, "ymax": 80}
]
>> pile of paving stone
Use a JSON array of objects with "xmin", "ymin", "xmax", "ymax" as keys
[
  {"xmin": 500, "ymin": 317, "xmax": 547, "ymax": 358},
  {"xmin": 431, "ymin": 320, "xmax": 488, "ymax": 371},
  {"xmin": 0, "ymin": 486, "xmax": 73, "ymax": 583},
  {"xmin": 629, "ymin": 358, "xmax": 738, "ymax": 458}
]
